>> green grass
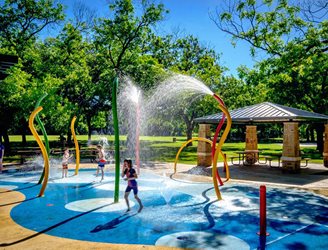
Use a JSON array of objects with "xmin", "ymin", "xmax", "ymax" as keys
[{"xmin": 5, "ymin": 135, "xmax": 323, "ymax": 164}]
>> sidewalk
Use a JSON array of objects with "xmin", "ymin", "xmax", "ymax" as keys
[{"xmin": 144, "ymin": 162, "xmax": 328, "ymax": 197}]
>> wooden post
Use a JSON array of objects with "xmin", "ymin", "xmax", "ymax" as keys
[
  {"xmin": 281, "ymin": 122, "xmax": 301, "ymax": 172},
  {"xmin": 323, "ymin": 124, "xmax": 328, "ymax": 167},
  {"xmin": 245, "ymin": 125, "xmax": 258, "ymax": 164},
  {"xmin": 197, "ymin": 124, "xmax": 212, "ymax": 167}
]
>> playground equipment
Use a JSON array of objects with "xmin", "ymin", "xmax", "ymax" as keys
[
  {"xmin": 173, "ymin": 92, "xmax": 232, "ymax": 201},
  {"xmin": 71, "ymin": 116, "xmax": 80, "ymax": 175},
  {"xmin": 212, "ymin": 99, "xmax": 232, "ymax": 200},
  {"xmin": 34, "ymin": 93, "xmax": 50, "ymax": 184},
  {"xmin": 29, "ymin": 94, "xmax": 81, "ymax": 195},
  {"xmin": 112, "ymin": 76, "xmax": 120, "ymax": 203},
  {"xmin": 28, "ymin": 106, "xmax": 49, "ymax": 197},
  {"xmin": 173, "ymin": 137, "xmax": 230, "ymax": 183},
  {"xmin": 257, "ymin": 185, "xmax": 269, "ymax": 236}
]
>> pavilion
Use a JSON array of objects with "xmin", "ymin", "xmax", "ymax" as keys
[
  {"xmin": 0, "ymin": 54, "xmax": 18, "ymax": 80},
  {"xmin": 194, "ymin": 102, "xmax": 328, "ymax": 171}
]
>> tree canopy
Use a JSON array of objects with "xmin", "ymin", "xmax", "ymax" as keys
[{"xmin": 0, "ymin": 0, "xmax": 326, "ymax": 151}]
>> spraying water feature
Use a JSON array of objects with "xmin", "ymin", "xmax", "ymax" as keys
[
  {"xmin": 146, "ymin": 73, "xmax": 231, "ymax": 200},
  {"xmin": 118, "ymin": 76, "xmax": 142, "ymax": 174}
]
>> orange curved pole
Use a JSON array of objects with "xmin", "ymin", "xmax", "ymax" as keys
[
  {"xmin": 173, "ymin": 137, "xmax": 230, "ymax": 182},
  {"xmin": 174, "ymin": 137, "xmax": 212, "ymax": 174},
  {"xmin": 70, "ymin": 116, "xmax": 80, "ymax": 175},
  {"xmin": 28, "ymin": 106, "xmax": 49, "ymax": 197}
]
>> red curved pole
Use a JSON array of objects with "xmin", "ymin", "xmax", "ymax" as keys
[{"xmin": 212, "ymin": 93, "xmax": 226, "ymax": 186}]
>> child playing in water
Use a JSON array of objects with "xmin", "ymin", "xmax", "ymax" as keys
[
  {"xmin": 96, "ymin": 145, "xmax": 106, "ymax": 181},
  {"xmin": 121, "ymin": 159, "xmax": 143, "ymax": 213},
  {"xmin": 62, "ymin": 147, "xmax": 72, "ymax": 178}
]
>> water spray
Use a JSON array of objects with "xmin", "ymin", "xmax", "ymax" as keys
[{"xmin": 135, "ymin": 102, "xmax": 140, "ymax": 174}]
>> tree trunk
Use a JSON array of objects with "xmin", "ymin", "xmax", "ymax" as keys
[
  {"xmin": 186, "ymin": 126, "xmax": 193, "ymax": 147},
  {"xmin": 3, "ymin": 129, "xmax": 10, "ymax": 154},
  {"xmin": 315, "ymin": 123, "xmax": 324, "ymax": 153},
  {"xmin": 183, "ymin": 111, "xmax": 195, "ymax": 147},
  {"xmin": 67, "ymin": 128, "xmax": 72, "ymax": 146},
  {"xmin": 20, "ymin": 118, "xmax": 28, "ymax": 147},
  {"xmin": 86, "ymin": 116, "xmax": 92, "ymax": 141},
  {"xmin": 306, "ymin": 126, "xmax": 310, "ymax": 142},
  {"xmin": 310, "ymin": 127, "xmax": 315, "ymax": 142}
]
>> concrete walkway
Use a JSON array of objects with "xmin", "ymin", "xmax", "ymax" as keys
[{"xmin": 142, "ymin": 162, "xmax": 328, "ymax": 197}]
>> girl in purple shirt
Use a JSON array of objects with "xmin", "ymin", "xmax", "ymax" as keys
[{"xmin": 121, "ymin": 159, "xmax": 143, "ymax": 213}]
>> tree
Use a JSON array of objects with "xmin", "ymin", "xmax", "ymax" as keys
[
  {"xmin": 0, "ymin": 0, "xmax": 64, "ymax": 57},
  {"xmin": 38, "ymin": 23, "xmax": 111, "ymax": 141},
  {"xmin": 94, "ymin": 0, "xmax": 168, "ymax": 73},
  {"xmin": 0, "ymin": 0, "xmax": 64, "ymax": 148},
  {"xmin": 211, "ymin": 0, "xmax": 328, "ymax": 151},
  {"xmin": 154, "ymin": 35, "xmax": 225, "ymax": 144},
  {"xmin": 93, "ymin": 0, "xmax": 168, "ymax": 148}
]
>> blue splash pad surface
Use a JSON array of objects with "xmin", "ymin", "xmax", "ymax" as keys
[{"xmin": 1, "ymin": 168, "xmax": 328, "ymax": 249}]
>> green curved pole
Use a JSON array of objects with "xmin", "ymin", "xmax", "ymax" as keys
[
  {"xmin": 112, "ymin": 76, "xmax": 120, "ymax": 203},
  {"xmin": 35, "ymin": 93, "xmax": 50, "ymax": 184}
]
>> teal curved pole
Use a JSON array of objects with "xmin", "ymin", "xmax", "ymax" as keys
[
  {"xmin": 35, "ymin": 93, "xmax": 50, "ymax": 184},
  {"xmin": 112, "ymin": 76, "xmax": 120, "ymax": 203}
]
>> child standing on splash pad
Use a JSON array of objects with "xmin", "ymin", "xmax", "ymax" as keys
[
  {"xmin": 121, "ymin": 159, "xmax": 143, "ymax": 213},
  {"xmin": 96, "ymin": 145, "xmax": 106, "ymax": 181},
  {"xmin": 62, "ymin": 147, "xmax": 72, "ymax": 178}
]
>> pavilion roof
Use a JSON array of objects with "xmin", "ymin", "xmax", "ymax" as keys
[
  {"xmin": 0, "ymin": 54, "xmax": 18, "ymax": 80},
  {"xmin": 194, "ymin": 102, "xmax": 328, "ymax": 124}
]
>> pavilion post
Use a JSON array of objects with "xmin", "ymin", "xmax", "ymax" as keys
[
  {"xmin": 323, "ymin": 124, "xmax": 328, "ymax": 167},
  {"xmin": 197, "ymin": 124, "xmax": 212, "ymax": 167},
  {"xmin": 245, "ymin": 125, "xmax": 258, "ymax": 164},
  {"xmin": 281, "ymin": 122, "xmax": 301, "ymax": 172}
]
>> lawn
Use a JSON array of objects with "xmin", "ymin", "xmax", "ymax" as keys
[{"xmin": 4, "ymin": 135, "xmax": 323, "ymax": 164}]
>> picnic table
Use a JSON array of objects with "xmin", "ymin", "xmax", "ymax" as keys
[
  {"xmin": 231, "ymin": 150, "xmax": 260, "ymax": 166},
  {"xmin": 231, "ymin": 150, "xmax": 311, "ymax": 169}
]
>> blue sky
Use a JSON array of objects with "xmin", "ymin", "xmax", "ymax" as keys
[{"xmin": 58, "ymin": 0, "xmax": 256, "ymax": 75}]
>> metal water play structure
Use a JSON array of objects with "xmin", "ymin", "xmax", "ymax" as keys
[
  {"xmin": 34, "ymin": 93, "xmax": 50, "ymax": 184},
  {"xmin": 28, "ymin": 76, "xmax": 230, "ymax": 200},
  {"xmin": 28, "ymin": 106, "xmax": 49, "ymax": 197},
  {"xmin": 173, "ymin": 92, "xmax": 232, "ymax": 200},
  {"xmin": 112, "ymin": 76, "xmax": 120, "ymax": 203},
  {"xmin": 71, "ymin": 116, "xmax": 80, "ymax": 175},
  {"xmin": 29, "ymin": 94, "xmax": 81, "ymax": 196}
]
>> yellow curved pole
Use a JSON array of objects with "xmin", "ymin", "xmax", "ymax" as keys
[
  {"xmin": 223, "ymin": 153, "xmax": 230, "ymax": 181},
  {"xmin": 28, "ymin": 106, "xmax": 49, "ymax": 197},
  {"xmin": 174, "ymin": 137, "xmax": 212, "ymax": 174},
  {"xmin": 70, "ymin": 116, "xmax": 80, "ymax": 175},
  {"xmin": 174, "ymin": 137, "xmax": 230, "ymax": 182},
  {"xmin": 212, "ymin": 103, "xmax": 232, "ymax": 200}
]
